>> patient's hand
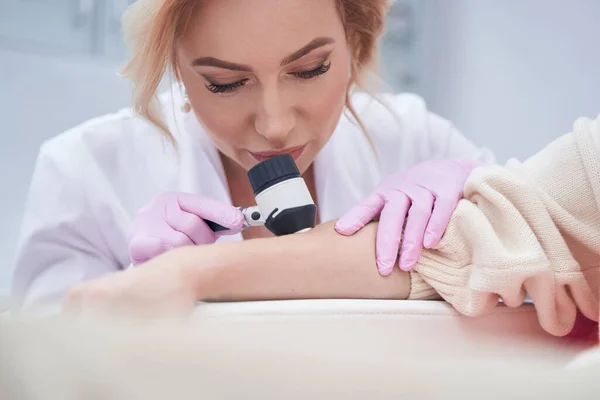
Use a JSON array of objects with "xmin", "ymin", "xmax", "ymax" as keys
[{"xmin": 63, "ymin": 247, "xmax": 201, "ymax": 319}]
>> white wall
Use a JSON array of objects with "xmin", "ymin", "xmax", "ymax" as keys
[
  {"xmin": 0, "ymin": 50, "xmax": 131, "ymax": 296},
  {"xmin": 419, "ymin": 0, "xmax": 600, "ymax": 162}
]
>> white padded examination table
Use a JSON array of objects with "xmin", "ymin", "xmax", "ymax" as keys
[
  {"xmin": 1, "ymin": 300, "xmax": 590, "ymax": 400},
  {"xmin": 192, "ymin": 299, "xmax": 564, "ymax": 354}
]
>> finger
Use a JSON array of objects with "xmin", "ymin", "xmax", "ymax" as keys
[
  {"xmin": 399, "ymin": 190, "xmax": 434, "ymax": 272},
  {"xmin": 375, "ymin": 191, "xmax": 410, "ymax": 276},
  {"xmin": 62, "ymin": 284, "xmax": 106, "ymax": 319},
  {"xmin": 214, "ymin": 224, "xmax": 244, "ymax": 239},
  {"xmin": 424, "ymin": 195, "xmax": 460, "ymax": 248},
  {"xmin": 176, "ymin": 194, "xmax": 244, "ymax": 230},
  {"xmin": 62, "ymin": 286, "xmax": 84, "ymax": 317},
  {"xmin": 165, "ymin": 198, "xmax": 216, "ymax": 245},
  {"xmin": 165, "ymin": 206, "xmax": 214, "ymax": 245},
  {"xmin": 163, "ymin": 230, "xmax": 194, "ymax": 249},
  {"xmin": 334, "ymin": 192, "xmax": 385, "ymax": 235},
  {"xmin": 129, "ymin": 236, "xmax": 166, "ymax": 265}
]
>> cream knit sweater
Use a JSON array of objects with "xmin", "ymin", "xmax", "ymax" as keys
[{"xmin": 408, "ymin": 115, "xmax": 600, "ymax": 337}]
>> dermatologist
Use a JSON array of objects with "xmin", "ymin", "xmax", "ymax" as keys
[{"xmin": 11, "ymin": 0, "xmax": 494, "ymax": 314}]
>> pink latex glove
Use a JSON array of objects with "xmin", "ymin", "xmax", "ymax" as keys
[
  {"xmin": 334, "ymin": 158, "xmax": 480, "ymax": 275},
  {"xmin": 129, "ymin": 192, "xmax": 244, "ymax": 265}
]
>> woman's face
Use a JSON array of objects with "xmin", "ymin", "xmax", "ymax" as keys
[{"xmin": 177, "ymin": 0, "xmax": 349, "ymax": 173}]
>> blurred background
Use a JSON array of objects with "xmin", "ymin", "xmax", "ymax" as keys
[{"xmin": 0, "ymin": 0, "xmax": 599, "ymax": 302}]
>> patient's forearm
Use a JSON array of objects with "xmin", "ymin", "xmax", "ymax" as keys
[{"xmin": 183, "ymin": 221, "xmax": 411, "ymax": 302}]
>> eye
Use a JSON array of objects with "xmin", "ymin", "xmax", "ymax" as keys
[
  {"xmin": 291, "ymin": 62, "xmax": 332, "ymax": 79},
  {"xmin": 205, "ymin": 79, "xmax": 249, "ymax": 94}
]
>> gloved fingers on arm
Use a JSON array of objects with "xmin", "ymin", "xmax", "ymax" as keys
[
  {"xmin": 335, "ymin": 192, "xmax": 385, "ymax": 236},
  {"xmin": 375, "ymin": 191, "xmax": 411, "ymax": 275}
]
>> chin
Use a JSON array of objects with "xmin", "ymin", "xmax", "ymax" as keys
[
  {"xmin": 294, "ymin": 156, "xmax": 312, "ymax": 174},
  {"xmin": 298, "ymin": 149, "xmax": 322, "ymax": 175}
]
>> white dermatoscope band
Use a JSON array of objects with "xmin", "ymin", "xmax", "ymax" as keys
[
  {"xmin": 255, "ymin": 177, "xmax": 314, "ymax": 220},
  {"xmin": 238, "ymin": 177, "xmax": 314, "ymax": 230}
]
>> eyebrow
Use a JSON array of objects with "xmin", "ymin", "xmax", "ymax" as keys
[
  {"xmin": 190, "ymin": 37, "xmax": 336, "ymax": 71},
  {"xmin": 191, "ymin": 57, "xmax": 252, "ymax": 71},
  {"xmin": 280, "ymin": 37, "xmax": 336, "ymax": 66}
]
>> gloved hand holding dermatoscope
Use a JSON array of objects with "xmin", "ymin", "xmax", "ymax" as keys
[
  {"xmin": 129, "ymin": 154, "xmax": 317, "ymax": 265},
  {"xmin": 204, "ymin": 154, "xmax": 317, "ymax": 236}
]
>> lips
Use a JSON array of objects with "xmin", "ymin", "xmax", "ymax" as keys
[{"xmin": 250, "ymin": 145, "xmax": 306, "ymax": 162}]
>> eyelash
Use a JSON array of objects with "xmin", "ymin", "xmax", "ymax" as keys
[
  {"xmin": 205, "ymin": 61, "xmax": 332, "ymax": 94},
  {"xmin": 205, "ymin": 79, "xmax": 249, "ymax": 94},
  {"xmin": 290, "ymin": 61, "xmax": 331, "ymax": 79}
]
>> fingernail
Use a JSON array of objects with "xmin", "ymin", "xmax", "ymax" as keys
[
  {"xmin": 401, "ymin": 264, "xmax": 415, "ymax": 272},
  {"xmin": 234, "ymin": 215, "xmax": 245, "ymax": 227},
  {"xmin": 423, "ymin": 232, "xmax": 435, "ymax": 248},
  {"xmin": 378, "ymin": 263, "xmax": 393, "ymax": 276},
  {"xmin": 232, "ymin": 211, "xmax": 244, "ymax": 224},
  {"xmin": 334, "ymin": 220, "xmax": 351, "ymax": 234},
  {"xmin": 376, "ymin": 258, "xmax": 393, "ymax": 275},
  {"xmin": 399, "ymin": 255, "xmax": 415, "ymax": 271}
]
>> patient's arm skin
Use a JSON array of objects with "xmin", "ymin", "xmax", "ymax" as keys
[
  {"xmin": 62, "ymin": 219, "xmax": 411, "ymax": 318},
  {"xmin": 193, "ymin": 220, "xmax": 411, "ymax": 302}
]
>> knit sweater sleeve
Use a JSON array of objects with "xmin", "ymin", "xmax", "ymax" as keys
[{"xmin": 407, "ymin": 116, "xmax": 600, "ymax": 336}]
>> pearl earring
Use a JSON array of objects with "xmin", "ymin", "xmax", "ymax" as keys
[{"xmin": 181, "ymin": 87, "xmax": 191, "ymax": 113}]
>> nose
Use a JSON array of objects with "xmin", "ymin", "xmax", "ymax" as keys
[{"xmin": 254, "ymin": 83, "xmax": 295, "ymax": 146}]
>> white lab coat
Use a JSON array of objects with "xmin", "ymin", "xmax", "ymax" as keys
[{"xmin": 10, "ymin": 90, "xmax": 495, "ymax": 314}]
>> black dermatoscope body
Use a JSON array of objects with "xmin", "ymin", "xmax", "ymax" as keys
[{"xmin": 204, "ymin": 154, "xmax": 317, "ymax": 236}]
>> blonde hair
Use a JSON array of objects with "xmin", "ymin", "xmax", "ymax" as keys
[{"xmin": 120, "ymin": 0, "xmax": 391, "ymax": 145}]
